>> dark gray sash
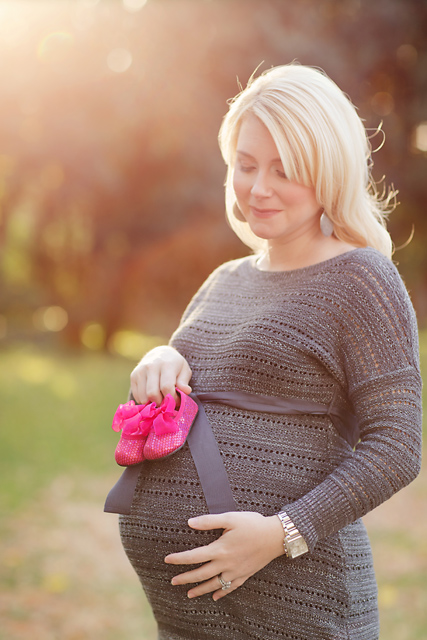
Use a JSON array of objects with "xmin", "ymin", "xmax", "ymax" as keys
[{"xmin": 104, "ymin": 391, "xmax": 357, "ymax": 516}]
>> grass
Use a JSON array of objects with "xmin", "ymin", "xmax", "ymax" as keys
[
  {"xmin": 0, "ymin": 335, "xmax": 426, "ymax": 639},
  {"xmin": 0, "ymin": 341, "xmax": 160, "ymax": 640},
  {"xmin": 0, "ymin": 343, "xmax": 134, "ymax": 511}
]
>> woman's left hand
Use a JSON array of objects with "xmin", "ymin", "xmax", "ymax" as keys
[{"xmin": 164, "ymin": 511, "xmax": 285, "ymax": 600}]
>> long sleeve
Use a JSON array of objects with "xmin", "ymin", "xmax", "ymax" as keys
[{"xmin": 283, "ymin": 255, "xmax": 422, "ymax": 552}]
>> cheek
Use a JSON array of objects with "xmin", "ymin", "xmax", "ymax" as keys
[
  {"xmin": 281, "ymin": 184, "xmax": 318, "ymax": 208},
  {"xmin": 233, "ymin": 171, "xmax": 250, "ymax": 197}
]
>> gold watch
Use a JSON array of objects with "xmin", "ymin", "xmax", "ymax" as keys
[{"xmin": 276, "ymin": 511, "xmax": 309, "ymax": 559}]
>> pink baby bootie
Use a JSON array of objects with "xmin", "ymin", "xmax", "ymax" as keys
[
  {"xmin": 111, "ymin": 391, "xmax": 198, "ymax": 466},
  {"xmin": 112, "ymin": 400, "xmax": 157, "ymax": 466},
  {"xmin": 143, "ymin": 390, "xmax": 198, "ymax": 460}
]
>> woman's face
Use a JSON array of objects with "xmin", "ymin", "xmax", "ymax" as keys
[{"xmin": 233, "ymin": 114, "xmax": 322, "ymax": 248}]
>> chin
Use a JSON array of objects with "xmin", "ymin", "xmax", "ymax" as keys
[
  {"xmin": 249, "ymin": 223, "xmax": 276, "ymax": 240},
  {"xmin": 249, "ymin": 230, "xmax": 272, "ymax": 241},
  {"xmin": 248, "ymin": 225, "xmax": 279, "ymax": 241}
]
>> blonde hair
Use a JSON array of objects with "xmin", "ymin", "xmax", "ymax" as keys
[{"xmin": 218, "ymin": 63, "xmax": 394, "ymax": 258}]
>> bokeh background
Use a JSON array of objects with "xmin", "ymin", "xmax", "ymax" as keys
[{"xmin": 0, "ymin": 0, "xmax": 426, "ymax": 638}]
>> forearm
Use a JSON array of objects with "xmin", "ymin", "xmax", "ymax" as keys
[{"xmin": 283, "ymin": 421, "xmax": 422, "ymax": 552}]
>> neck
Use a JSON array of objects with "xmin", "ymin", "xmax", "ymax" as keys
[
  {"xmin": 260, "ymin": 229, "xmax": 325, "ymax": 271},
  {"xmin": 257, "ymin": 234, "xmax": 355, "ymax": 272}
]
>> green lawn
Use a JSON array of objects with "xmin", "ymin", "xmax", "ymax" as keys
[
  {"xmin": 0, "ymin": 343, "xmax": 134, "ymax": 511},
  {"xmin": 0, "ymin": 336, "xmax": 426, "ymax": 639}
]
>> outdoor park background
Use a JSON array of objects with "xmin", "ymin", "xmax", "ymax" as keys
[{"xmin": 0, "ymin": 0, "xmax": 426, "ymax": 638}]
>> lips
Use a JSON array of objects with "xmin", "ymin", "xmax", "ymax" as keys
[{"xmin": 250, "ymin": 206, "xmax": 281, "ymax": 219}]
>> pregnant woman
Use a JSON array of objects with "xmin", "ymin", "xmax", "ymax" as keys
[{"xmin": 107, "ymin": 63, "xmax": 422, "ymax": 640}]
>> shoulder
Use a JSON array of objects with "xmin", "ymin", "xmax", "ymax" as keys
[
  {"xmin": 330, "ymin": 246, "xmax": 398, "ymax": 277},
  {"xmin": 177, "ymin": 256, "xmax": 253, "ymax": 322},
  {"xmin": 197, "ymin": 255, "xmax": 254, "ymax": 289},
  {"xmin": 331, "ymin": 248, "xmax": 419, "ymax": 361},
  {"xmin": 329, "ymin": 247, "xmax": 412, "ymax": 305},
  {"xmin": 208, "ymin": 255, "xmax": 254, "ymax": 277}
]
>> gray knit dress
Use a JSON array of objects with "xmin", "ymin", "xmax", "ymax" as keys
[{"xmin": 119, "ymin": 248, "xmax": 422, "ymax": 640}]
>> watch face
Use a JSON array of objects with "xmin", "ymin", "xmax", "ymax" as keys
[
  {"xmin": 277, "ymin": 512, "xmax": 309, "ymax": 558},
  {"xmin": 286, "ymin": 536, "xmax": 309, "ymax": 559}
]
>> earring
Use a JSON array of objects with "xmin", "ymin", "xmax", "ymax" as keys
[
  {"xmin": 320, "ymin": 211, "xmax": 334, "ymax": 237},
  {"xmin": 232, "ymin": 202, "xmax": 246, "ymax": 222}
]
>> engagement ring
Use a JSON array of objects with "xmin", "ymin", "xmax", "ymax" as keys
[{"xmin": 218, "ymin": 574, "xmax": 232, "ymax": 590}]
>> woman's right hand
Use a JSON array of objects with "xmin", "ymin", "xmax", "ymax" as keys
[{"xmin": 130, "ymin": 346, "xmax": 192, "ymax": 406}]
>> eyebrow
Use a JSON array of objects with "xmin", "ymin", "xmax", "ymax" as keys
[{"xmin": 236, "ymin": 150, "xmax": 283, "ymax": 163}]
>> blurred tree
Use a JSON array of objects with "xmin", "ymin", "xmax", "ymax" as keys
[{"xmin": 0, "ymin": 0, "xmax": 426, "ymax": 346}]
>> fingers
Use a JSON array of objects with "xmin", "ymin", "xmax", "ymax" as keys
[
  {"xmin": 147, "ymin": 366, "xmax": 176, "ymax": 405},
  {"xmin": 130, "ymin": 365, "xmax": 147, "ymax": 404},
  {"xmin": 166, "ymin": 512, "xmax": 286, "ymax": 600},
  {"xmin": 158, "ymin": 360, "xmax": 192, "ymax": 403},
  {"xmin": 187, "ymin": 514, "xmax": 233, "ymax": 531},
  {"xmin": 211, "ymin": 575, "xmax": 247, "ymax": 601},
  {"xmin": 176, "ymin": 359, "xmax": 193, "ymax": 396},
  {"xmin": 165, "ymin": 538, "xmax": 219, "ymax": 566},
  {"xmin": 165, "ymin": 514, "xmax": 242, "ymax": 600},
  {"xmin": 188, "ymin": 574, "xmax": 240, "ymax": 600},
  {"xmin": 176, "ymin": 380, "xmax": 192, "ymax": 394},
  {"xmin": 130, "ymin": 346, "xmax": 192, "ymax": 405},
  {"xmin": 172, "ymin": 568, "xmax": 248, "ymax": 601},
  {"xmin": 170, "ymin": 559, "xmax": 217, "ymax": 586},
  {"xmin": 188, "ymin": 575, "xmax": 227, "ymax": 599},
  {"xmin": 169, "ymin": 559, "xmax": 244, "ymax": 600}
]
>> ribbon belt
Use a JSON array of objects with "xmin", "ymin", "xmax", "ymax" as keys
[{"xmin": 104, "ymin": 390, "xmax": 357, "ymax": 516}]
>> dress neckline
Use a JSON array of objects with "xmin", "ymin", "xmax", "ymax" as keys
[{"xmin": 249, "ymin": 247, "xmax": 372, "ymax": 277}]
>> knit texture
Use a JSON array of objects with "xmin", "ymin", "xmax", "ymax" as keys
[{"xmin": 119, "ymin": 247, "xmax": 422, "ymax": 640}]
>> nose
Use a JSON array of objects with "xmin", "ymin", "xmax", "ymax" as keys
[{"xmin": 250, "ymin": 170, "xmax": 273, "ymax": 198}]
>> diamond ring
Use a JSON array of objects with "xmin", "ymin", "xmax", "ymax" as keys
[{"xmin": 218, "ymin": 574, "xmax": 232, "ymax": 590}]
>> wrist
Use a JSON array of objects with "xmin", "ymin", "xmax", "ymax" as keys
[
  {"xmin": 266, "ymin": 515, "xmax": 289, "ymax": 559},
  {"xmin": 276, "ymin": 511, "xmax": 309, "ymax": 559}
]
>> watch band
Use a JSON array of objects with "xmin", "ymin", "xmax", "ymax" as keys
[{"xmin": 276, "ymin": 511, "xmax": 309, "ymax": 559}]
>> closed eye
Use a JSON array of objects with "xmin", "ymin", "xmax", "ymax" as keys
[{"xmin": 238, "ymin": 163, "xmax": 255, "ymax": 173}]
